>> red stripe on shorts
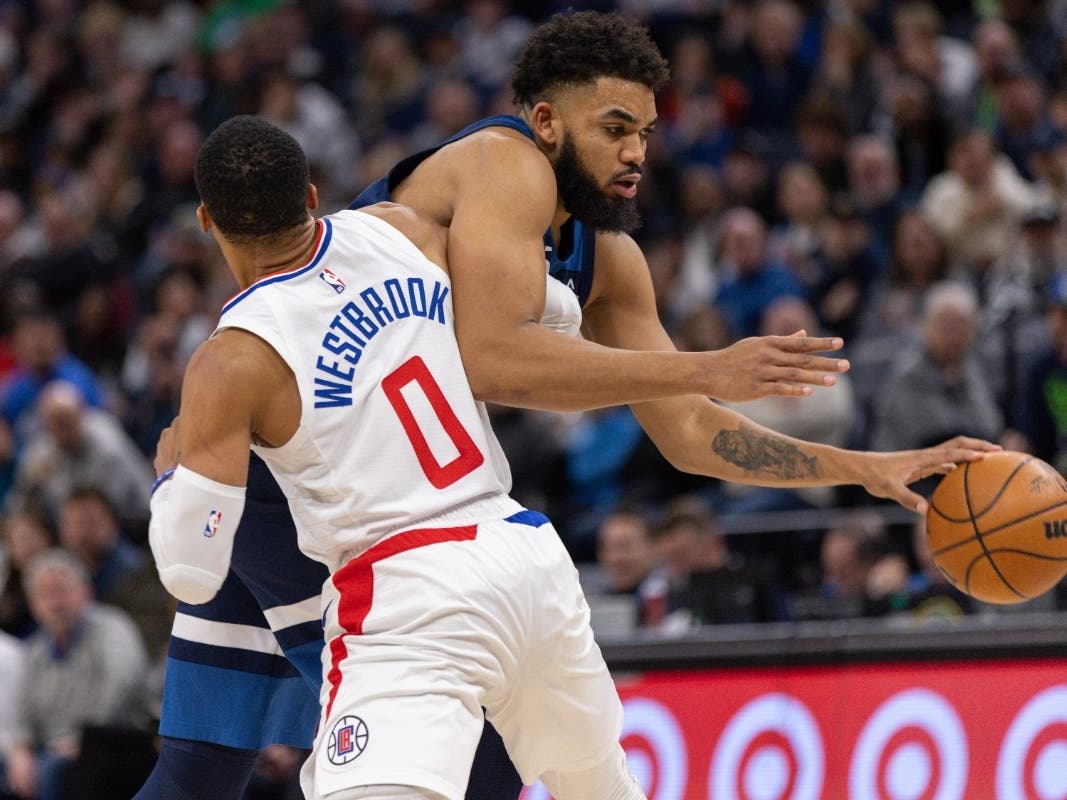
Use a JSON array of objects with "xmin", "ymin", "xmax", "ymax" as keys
[{"xmin": 323, "ymin": 524, "xmax": 478, "ymax": 720}]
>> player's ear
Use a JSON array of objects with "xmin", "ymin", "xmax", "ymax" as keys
[
  {"xmin": 307, "ymin": 184, "xmax": 319, "ymax": 212},
  {"xmin": 196, "ymin": 203, "xmax": 212, "ymax": 232},
  {"xmin": 530, "ymin": 101, "xmax": 562, "ymax": 148}
]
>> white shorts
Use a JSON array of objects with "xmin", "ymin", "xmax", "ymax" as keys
[{"xmin": 300, "ymin": 502, "xmax": 623, "ymax": 800}]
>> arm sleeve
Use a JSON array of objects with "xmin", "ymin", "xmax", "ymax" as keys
[{"xmin": 148, "ymin": 464, "xmax": 245, "ymax": 604}]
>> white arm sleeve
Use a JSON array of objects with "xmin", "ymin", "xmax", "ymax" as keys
[{"xmin": 148, "ymin": 464, "xmax": 246, "ymax": 604}]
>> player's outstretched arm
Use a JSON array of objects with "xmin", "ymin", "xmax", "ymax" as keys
[
  {"xmin": 636, "ymin": 396, "xmax": 997, "ymax": 513},
  {"xmin": 443, "ymin": 136, "xmax": 846, "ymax": 411},
  {"xmin": 582, "ymin": 236, "xmax": 998, "ymax": 512},
  {"xmin": 585, "ymin": 233, "xmax": 849, "ymax": 403}
]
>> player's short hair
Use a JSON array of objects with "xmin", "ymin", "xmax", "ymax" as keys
[
  {"xmin": 194, "ymin": 115, "xmax": 309, "ymax": 242},
  {"xmin": 511, "ymin": 11, "xmax": 670, "ymax": 107}
]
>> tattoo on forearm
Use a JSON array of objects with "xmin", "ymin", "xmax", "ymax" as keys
[{"xmin": 712, "ymin": 424, "xmax": 820, "ymax": 479}]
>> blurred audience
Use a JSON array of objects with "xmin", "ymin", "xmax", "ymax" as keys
[
  {"xmin": 7, "ymin": 549, "xmax": 147, "ymax": 800},
  {"xmin": 869, "ymin": 281, "xmax": 1003, "ymax": 453},
  {"xmin": 7, "ymin": 381, "xmax": 154, "ymax": 534}
]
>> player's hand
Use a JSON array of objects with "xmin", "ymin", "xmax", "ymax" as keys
[
  {"xmin": 704, "ymin": 330, "xmax": 849, "ymax": 402},
  {"xmin": 154, "ymin": 416, "xmax": 181, "ymax": 476},
  {"xmin": 855, "ymin": 436, "xmax": 1002, "ymax": 514}
]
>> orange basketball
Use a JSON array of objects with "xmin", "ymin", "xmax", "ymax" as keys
[{"xmin": 926, "ymin": 451, "xmax": 1067, "ymax": 604}]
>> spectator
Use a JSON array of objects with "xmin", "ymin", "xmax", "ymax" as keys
[
  {"xmin": 651, "ymin": 497, "xmax": 780, "ymax": 628},
  {"xmin": 56, "ymin": 487, "xmax": 172, "ymax": 659},
  {"xmin": 993, "ymin": 61, "xmax": 1060, "ymax": 182},
  {"xmin": 881, "ymin": 71, "xmax": 951, "ymax": 203},
  {"xmin": 962, "ymin": 18, "xmax": 1020, "ymax": 132},
  {"xmin": 861, "ymin": 209, "xmax": 950, "ymax": 340},
  {"xmin": 8, "ymin": 381, "xmax": 154, "ymax": 533},
  {"xmin": 6, "ymin": 549, "xmax": 147, "ymax": 800},
  {"xmin": 767, "ymin": 160, "xmax": 829, "ymax": 290},
  {"xmin": 1014, "ymin": 272, "xmax": 1067, "ymax": 474},
  {"xmin": 454, "ymin": 0, "xmax": 533, "ymax": 94},
  {"xmin": 713, "ymin": 206, "xmax": 806, "ymax": 338},
  {"xmin": 720, "ymin": 296, "xmax": 857, "ymax": 516},
  {"xmin": 846, "ymin": 134, "xmax": 903, "ymax": 264},
  {"xmin": 791, "ymin": 510, "xmax": 891, "ymax": 620},
  {"xmin": 809, "ymin": 196, "xmax": 885, "ymax": 341},
  {"xmin": 0, "ymin": 506, "xmax": 55, "ymax": 638},
  {"xmin": 257, "ymin": 67, "xmax": 361, "ymax": 209},
  {"xmin": 594, "ymin": 505, "xmax": 660, "ymax": 598},
  {"xmin": 869, "ymin": 281, "xmax": 1003, "ymax": 453},
  {"xmin": 0, "ymin": 312, "xmax": 103, "ymax": 441},
  {"xmin": 920, "ymin": 128, "xmax": 1035, "ymax": 274}
]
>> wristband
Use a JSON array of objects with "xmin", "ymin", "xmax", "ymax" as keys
[{"xmin": 151, "ymin": 468, "xmax": 176, "ymax": 497}]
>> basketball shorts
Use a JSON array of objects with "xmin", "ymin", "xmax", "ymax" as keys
[
  {"xmin": 302, "ymin": 497, "xmax": 624, "ymax": 800},
  {"xmin": 158, "ymin": 454, "xmax": 328, "ymax": 749}
]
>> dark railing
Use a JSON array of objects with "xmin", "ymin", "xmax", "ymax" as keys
[{"xmin": 600, "ymin": 611, "xmax": 1067, "ymax": 672}]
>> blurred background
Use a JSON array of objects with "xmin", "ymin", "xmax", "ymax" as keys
[{"xmin": 2, "ymin": 0, "xmax": 1067, "ymax": 797}]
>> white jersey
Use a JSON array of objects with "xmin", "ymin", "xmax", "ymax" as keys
[{"xmin": 215, "ymin": 210, "xmax": 513, "ymax": 567}]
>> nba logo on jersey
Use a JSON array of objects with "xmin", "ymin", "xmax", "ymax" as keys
[
  {"xmin": 327, "ymin": 715, "xmax": 368, "ymax": 765},
  {"xmin": 319, "ymin": 268, "xmax": 346, "ymax": 293},
  {"xmin": 203, "ymin": 510, "xmax": 222, "ymax": 538}
]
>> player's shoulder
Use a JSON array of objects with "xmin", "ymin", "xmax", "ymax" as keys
[
  {"xmin": 592, "ymin": 230, "xmax": 645, "ymax": 267},
  {"xmin": 187, "ymin": 329, "xmax": 283, "ymax": 389},
  {"xmin": 446, "ymin": 125, "xmax": 551, "ymax": 178}
]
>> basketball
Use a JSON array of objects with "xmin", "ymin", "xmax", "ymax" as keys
[{"xmin": 926, "ymin": 451, "xmax": 1067, "ymax": 604}]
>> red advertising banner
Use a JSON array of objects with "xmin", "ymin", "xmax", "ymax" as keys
[{"xmin": 520, "ymin": 659, "xmax": 1067, "ymax": 800}]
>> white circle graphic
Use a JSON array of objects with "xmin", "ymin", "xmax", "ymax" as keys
[
  {"xmin": 1034, "ymin": 741, "xmax": 1067, "ymax": 800},
  {"xmin": 709, "ymin": 692, "xmax": 825, "ymax": 800},
  {"xmin": 744, "ymin": 744, "xmax": 791, "ymax": 800},
  {"xmin": 620, "ymin": 697, "xmax": 687, "ymax": 800},
  {"xmin": 996, "ymin": 685, "xmax": 1067, "ymax": 800},
  {"xmin": 887, "ymin": 742, "xmax": 932, "ymax": 800},
  {"xmin": 849, "ymin": 688, "xmax": 967, "ymax": 800}
]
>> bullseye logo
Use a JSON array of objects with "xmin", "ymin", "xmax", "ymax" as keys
[
  {"xmin": 619, "ymin": 697, "xmax": 687, "ymax": 799},
  {"xmin": 709, "ymin": 693, "xmax": 824, "ymax": 800},
  {"xmin": 996, "ymin": 685, "xmax": 1067, "ymax": 799},
  {"xmin": 849, "ymin": 688, "xmax": 967, "ymax": 800},
  {"xmin": 327, "ymin": 715, "xmax": 368, "ymax": 766},
  {"xmin": 519, "ymin": 697, "xmax": 686, "ymax": 800}
]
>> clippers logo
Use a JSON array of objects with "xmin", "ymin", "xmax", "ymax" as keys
[
  {"xmin": 327, "ymin": 715, "xmax": 368, "ymax": 766},
  {"xmin": 319, "ymin": 268, "xmax": 346, "ymax": 293},
  {"xmin": 203, "ymin": 510, "xmax": 222, "ymax": 539}
]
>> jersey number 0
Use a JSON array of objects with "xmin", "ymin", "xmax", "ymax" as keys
[{"xmin": 382, "ymin": 356, "xmax": 485, "ymax": 489}]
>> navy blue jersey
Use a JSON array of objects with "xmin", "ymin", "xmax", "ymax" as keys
[{"xmin": 350, "ymin": 115, "xmax": 596, "ymax": 308}]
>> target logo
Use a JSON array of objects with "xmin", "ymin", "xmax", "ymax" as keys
[
  {"xmin": 996, "ymin": 685, "xmax": 1067, "ymax": 799},
  {"xmin": 619, "ymin": 697, "xmax": 687, "ymax": 799},
  {"xmin": 519, "ymin": 697, "xmax": 685, "ymax": 800},
  {"xmin": 849, "ymin": 688, "xmax": 967, "ymax": 800},
  {"xmin": 709, "ymin": 693, "xmax": 824, "ymax": 800}
]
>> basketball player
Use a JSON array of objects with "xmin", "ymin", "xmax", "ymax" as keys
[
  {"xmin": 150, "ymin": 116, "xmax": 994, "ymax": 800},
  {"xmin": 135, "ymin": 14, "xmax": 860, "ymax": 800},
  {"xmin": 139, "ymin": 12, "xmax": 999, "ymax": 799}
]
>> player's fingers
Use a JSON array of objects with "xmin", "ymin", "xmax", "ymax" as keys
[
  {"xmin": 764, "ymin": 382, "xmax": 814, "ymax": 398},
  {"xmin": 939, "ymin": 436, "xmax": 1002, "ymax": 452},
  {"xmin": 892, "ymin": 484, "xmax": 928, "ymax": 514},
  {"xmin": 772, "ymin": 335, "xmax": 845, "ymax": 354}
]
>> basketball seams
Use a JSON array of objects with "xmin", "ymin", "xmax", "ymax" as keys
[
  {"xmin": 930, "ymin": 498, "xmax": 1067, "ymax": 558},
  {"xmin": 962, "ymin": 458, "xmax": 1028, "ymax": 599},
  {"xmin": 928, "ymin": 457, "xmax": 1034, "ymax": 523}
]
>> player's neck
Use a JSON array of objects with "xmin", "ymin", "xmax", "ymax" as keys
[{"xmin": 229, "ymin": 218, "xmax": 321, "ymax": 288}]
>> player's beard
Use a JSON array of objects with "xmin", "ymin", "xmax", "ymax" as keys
[{"xmin": 553, "ymin": 134, "xmax": 641, "ymax": 234}]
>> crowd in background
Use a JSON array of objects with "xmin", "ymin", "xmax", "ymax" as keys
[{"xmin": 3, "ymin": 0, "xmax": 1067, "ymax": 795}]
